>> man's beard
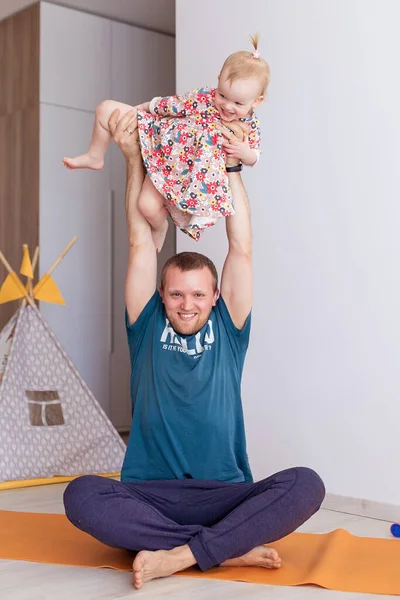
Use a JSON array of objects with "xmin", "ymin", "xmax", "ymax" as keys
[{"xmin": 167, "ymin": 311, "xmax": 212, "ymax": 336}]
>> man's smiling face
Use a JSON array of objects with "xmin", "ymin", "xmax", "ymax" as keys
[{"xmin": 160, "ymin": 266, "xmax": 219, "ymax": 335}]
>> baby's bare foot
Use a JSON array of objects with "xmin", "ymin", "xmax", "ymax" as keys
[
  {"xmin": 221, "ymin": 545, "xmax": 281, "ymax": 569},
  {"xmin": 62, "ymin": 153, "xmax": 104, "ymax": 170}
]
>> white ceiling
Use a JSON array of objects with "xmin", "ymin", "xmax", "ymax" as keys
[{"xmin": 0, "ymin": 0, "xmax": 175, "ymax": 35}]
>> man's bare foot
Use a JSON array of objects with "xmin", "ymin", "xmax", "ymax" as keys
[
  {"xmin": 132, "ymin": 545, "xmax": 196, "ymax": 590},
  {"xmin": 62, "ymin": 153, "xmax": 104, "ymax": 170},
  {"xmin": 221, "ymin": 545, "xmax": 281, "ymax": 569},
  {"xmin": 152, "ymin": 219, "xmax": 169, "ymax": 253}
]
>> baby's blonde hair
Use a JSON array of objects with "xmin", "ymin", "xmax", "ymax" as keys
[{"xmin": 220, "ymin": 33, "xmax": 270, "ymax": 96}]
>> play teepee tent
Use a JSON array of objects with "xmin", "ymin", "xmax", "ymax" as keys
[{"xmin": 0, "ymin": 240, "xmax": 126, "ymax": 490}]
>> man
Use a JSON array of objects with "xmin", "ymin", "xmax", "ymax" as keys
[{"xmin": 64, "ymin": 109, "xmax": 325, "ymax": 590}]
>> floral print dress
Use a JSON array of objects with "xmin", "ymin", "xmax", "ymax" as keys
[{"xmin": 137, "ymin": 87, "xmax": 261, "ymax": 240}]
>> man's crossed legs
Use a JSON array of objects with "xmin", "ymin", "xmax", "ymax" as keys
[{"xmin": 64, "ymin": 466, "xmax": 325, "ymax": 589}]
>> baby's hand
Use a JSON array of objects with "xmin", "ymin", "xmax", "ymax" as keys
[{"xmin": 219, "ymin": 124, "xmax": 257, "ymax": 166}]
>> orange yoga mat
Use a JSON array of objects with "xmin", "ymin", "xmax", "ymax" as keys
[{"xmin": 0, "ymin": 510, "xmax": 399, "ymax": 595}]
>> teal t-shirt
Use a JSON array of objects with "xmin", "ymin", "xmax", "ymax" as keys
[{"xmin": 121, "ymin": 292, "xmax": 253, "ymax": 483}]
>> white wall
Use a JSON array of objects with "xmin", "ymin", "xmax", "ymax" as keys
[{"xmin": 176, "ymin": 0, "xmax": 400, "ymax": 505}]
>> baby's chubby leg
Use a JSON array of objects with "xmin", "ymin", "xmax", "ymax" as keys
[
  {"xmin": 63, "ymin": 100, "xmax": 136, "ymax": 170},
  {"xmin": 139, "ymin": 175, "xmax": 169, "ymax": 252}
]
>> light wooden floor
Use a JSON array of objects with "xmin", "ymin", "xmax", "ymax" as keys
[{"xmin": 0, "ymin": 483, "xmax": 396, "ymax": 600}]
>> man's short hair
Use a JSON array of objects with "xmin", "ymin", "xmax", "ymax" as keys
[{"xmin": 161, "ymin": 252, "xmax": 218, "ymax": 292}]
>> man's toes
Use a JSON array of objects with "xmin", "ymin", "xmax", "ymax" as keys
[
  {"xmin": 132, "ymin": 555, "xmax": 145, "ymax": 588},
  {"xmin": 133, "ymin": 571, "xmax": 143, "ymax": 589},
  {"xmin": 264, "ymin": 547, "xmax": 280, "ymax": 561},
  {"xmin": 262, "ymin": 548, "xmax": 281, "ymax": 568}
]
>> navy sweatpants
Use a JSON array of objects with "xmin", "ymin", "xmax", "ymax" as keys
[{"xmin": 64, "ymin": 467, "xmax": 325, "ymax": 571}]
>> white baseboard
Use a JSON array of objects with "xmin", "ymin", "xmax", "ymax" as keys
[{"xmin": 322, "ymin": 493, "xmax": 400, "ymax": 523}]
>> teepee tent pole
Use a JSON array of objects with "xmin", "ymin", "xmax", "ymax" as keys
[
  {"xmin": 42, "ymin": 236, "xmax": 77, "ymax": 279},
  {"xmin": 29, "ymin": 247, "xmax": 40, "ymax": 298},
  {"xmin": 0, "ymin": 252, "xmax": 35, "ymax": 308},
  {"xmin": 33, "ymin": 237, "xmax": 77, "ymax": 301},
  {"xmin": 0, "ymin": 252, "xmax": 17, "ymax": 277},
  {"xmin": 21, "ymin": 246, "xmax": 40, "ymax": 309}
]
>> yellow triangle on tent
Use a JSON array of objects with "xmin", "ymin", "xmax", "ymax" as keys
[
  {"xmin": 33, "ymin": 274, "xmax": 65, "ymax": 305},
  {"xmin": 0, "ymin": 273, "xmax": 26, "ymax": 304},
  {"xmin": 20, "ymin": 245, "xmax": 34, "ymax": 279}
]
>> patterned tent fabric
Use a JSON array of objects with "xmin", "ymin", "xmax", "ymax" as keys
[
  {"xmin": 0, "ymin": 305, "xmax": 126, "ymax": 483},
  {"xmin": 0, "ymin": 313, "xmax": 17, "ymax": 385}
]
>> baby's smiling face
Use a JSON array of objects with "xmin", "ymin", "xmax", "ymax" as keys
[{"xmin": 214, "ymin": 74, "xmax": 263, "ymax": 122}]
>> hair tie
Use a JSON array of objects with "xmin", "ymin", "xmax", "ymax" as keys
[{"xmin": 252, "ymin": 50, "xmax": 260, "ymax": 59}]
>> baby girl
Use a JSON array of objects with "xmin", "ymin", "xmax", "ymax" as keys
[{"xmin": 63, "ymin": 35, "xmax": 270, "ymax": 250}]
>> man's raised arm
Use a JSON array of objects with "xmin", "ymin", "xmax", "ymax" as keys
[
  {"xmin": 219, "ymin": 122, "xmax": 253, "ymax": 329},
  {"xmin": 109, "ymin": 109, "xmax": 157, "ymax": 325}
]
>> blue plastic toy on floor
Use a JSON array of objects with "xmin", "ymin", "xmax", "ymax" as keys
[{"xmin": 390, "ymin": 523, "xmax": 400, "ymax": 538}]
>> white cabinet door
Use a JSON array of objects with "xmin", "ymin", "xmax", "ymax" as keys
[
  {"xmin": 40, "ymin": 2, "xmax": 111, "ymax": 111},
  {"xmin": 110, "ymin": 21, "xmax": 175, "ymax": 190},
  {"xmin": 108, "ymin": 188, "xmax": 131, "ymax": 431},
  {"xmin": 109, "ymin": 23, "xmax": 175, "ymax": 430},
  {"xmin": 110, "ymin": 21, "xmax": 175, "ymax": 101},
  {"xmin": 39, "ymin": 103, "xmax": 112, "ymax": 415}
]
